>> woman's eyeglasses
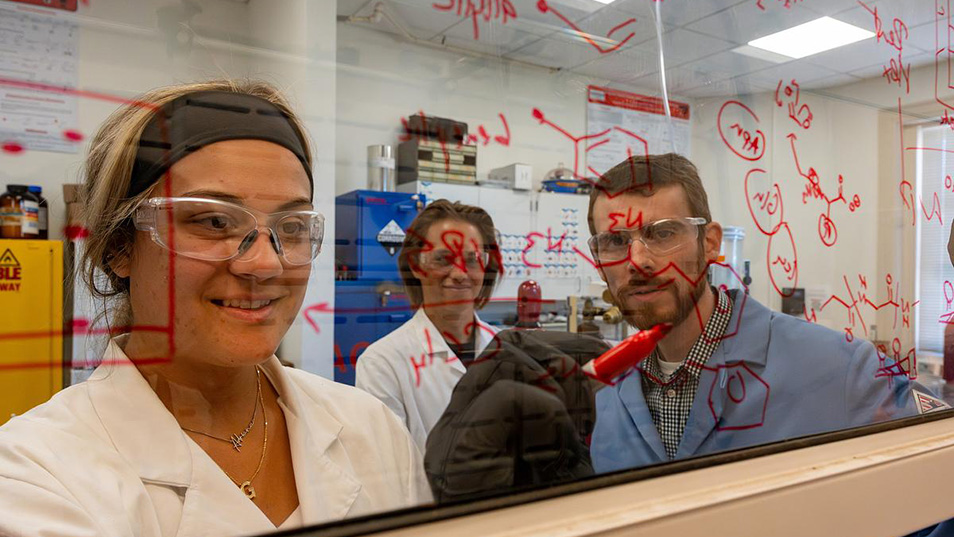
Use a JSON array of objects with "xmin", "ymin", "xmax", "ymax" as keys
[
  {"xmin": 418, "ymin": 249, "xmax": 490, "ymax": 272},
  {"xmin": 133, "ymin": 197, "xmax": 324, "ymax": 266}
]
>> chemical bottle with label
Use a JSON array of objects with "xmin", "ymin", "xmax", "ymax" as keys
[
  {"xmin": 0, "ymin": 185, "xmax": 39, "ymax": 239},
  {"xmin": 28, "ymin": 186, "xmax": 48, "ymax": 239}
]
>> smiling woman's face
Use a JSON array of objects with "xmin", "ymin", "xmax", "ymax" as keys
[
  {"xmin": 412, "ymin": 218, "xmax": 486, "ymax": 311},
  {"xmin": 115, "ymin": 139, "xmax": 313, "ymax": 366}
]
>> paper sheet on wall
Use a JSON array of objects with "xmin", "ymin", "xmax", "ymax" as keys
[
  {"xmin": 585, "ymin": 85, "xmax": 690, "ymax": 177},
  {"xmin": 0, "ymin": 2, "xmax": 79, "ymax": 154}
]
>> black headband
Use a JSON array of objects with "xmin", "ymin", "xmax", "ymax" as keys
[{"xmin": 128, "ymin": 90, "xmax": 313, "ymax": 198}]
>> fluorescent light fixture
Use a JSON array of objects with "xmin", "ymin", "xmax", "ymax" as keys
[
  {"xmin": 591, "ymin": 0, "xmax": 618, "ymax": 4},
  {"xmin": 748, "ymin": 17, "xmax": 873, "ymax": 59},
  {"xmin": 731, "ymin": 44, "xmax": 793, "ymax": 64}
]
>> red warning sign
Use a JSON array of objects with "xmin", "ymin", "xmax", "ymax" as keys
[
  {"xmin": 0, "ymin": 249, "xmax": 22, "ymax": 292},
  {"xmin": 913, "ymin": 390, "xmax": 950, "ymax": 415}
]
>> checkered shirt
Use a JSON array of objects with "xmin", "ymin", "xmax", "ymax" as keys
[{"xmin": 639, "ymin": 287, "xmax": 733, "ymax": 459}]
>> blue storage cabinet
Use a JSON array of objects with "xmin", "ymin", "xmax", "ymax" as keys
[
  {"xmin": 334, "ymin": 190, "xmax": 423, "ymax": 385},
  {"xmin": 332, "ymin": 281, "xmax": 413, "ymax": 385}
]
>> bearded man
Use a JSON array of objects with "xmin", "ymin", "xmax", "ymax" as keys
[{"xmin": 587, "ymin": 154, "xmax": 944, "ymax": 471}]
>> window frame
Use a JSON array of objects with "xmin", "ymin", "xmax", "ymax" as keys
[
  {"xmin": 281, "ymin": 410, "xmax": 954, "ymax": 537},
  {"xmin": 915, "ymin": 124, "xmax": 954, "ymax": 357}
]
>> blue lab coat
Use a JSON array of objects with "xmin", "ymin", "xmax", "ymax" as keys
[{"xmin": 592, "ymin": 290, "xmax": 930, "ymax": 473}]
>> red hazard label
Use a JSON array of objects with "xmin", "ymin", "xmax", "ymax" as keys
[{"xmin": 0, "ymin": 248, "xmax": 22, "ymax": 292}]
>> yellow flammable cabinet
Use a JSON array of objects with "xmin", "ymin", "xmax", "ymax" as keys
[{"xmin": 0, "ymin": 239, "xmax": 63, "ymax": 425}]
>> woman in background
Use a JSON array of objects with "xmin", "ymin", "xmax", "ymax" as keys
[
  {"xmin": 0, "ymin": 80, "xmax": 430, "ymax": 536},
  {"xmin": 356, "ymin": 200, "xmax": 502, "ymax": 451}
]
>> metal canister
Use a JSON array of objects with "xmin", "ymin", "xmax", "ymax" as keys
[{"xmin": 367, "ymin": 144, "xmax": 395, "ymax": 191}]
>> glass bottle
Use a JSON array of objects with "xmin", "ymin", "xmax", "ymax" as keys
[
  {"xmin": 0, "ymin": 185, "xmax": 25, "ymax": 239},
  {"xmin": 28, "ymin": 186, "xmax": 48, "ymax": 239}
]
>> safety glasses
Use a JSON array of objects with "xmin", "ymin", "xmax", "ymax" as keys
[
  {"xmin": 133, "ymin": 197, "xmax": 324, "ymax": 266},
  {"xmin": 418, "ymin": 249, "xmax": 490, "ymax": 273},
  {"xmin": 587, "ymin": 217, "xmax": 708, "ymax": 262}
]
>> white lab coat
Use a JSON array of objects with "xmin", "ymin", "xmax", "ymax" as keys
[
  {"xmin": 355, "ymin": 309, "xmax": 498, "ymax": 452},
  {"xmin": 0, "ymin": 339, "xmax": 432, "ymax": 537}
]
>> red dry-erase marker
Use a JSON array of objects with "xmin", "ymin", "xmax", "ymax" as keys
[{"xmin": 583, "ymin": 323, "xmax": 672, "ymax": 384}]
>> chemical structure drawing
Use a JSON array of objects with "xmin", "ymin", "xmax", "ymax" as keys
[
  {"xmin": 704, "ymin": 361, "xmax": 770, "ymax": 431},
  {"xmin": 744, "ymin": 168, "xmax": 784, "ymax": 236},
  {"xmin": 718, "ymin": 100, "xmax": 766, "ymax": 161},
  {"xmin": 531, "ymin": 107, "xmax": 651, "ymax": 195},
  {"xmin": 872, "ymin": 337, "xmax": 917, "ymax": 380},
  {"xmin": 811, "ymin": 273, "xmax": 919, "ymax": 340},
  {"xmin": 767, "ymin": 222, "xmax": 798, "ymax": 298},
  {"xmin": 774, "ymin": 79, "xmax": 813, "ymax": 130},
  {"xmin": 788, "ymin": 133, "xmax": 861, "ymax": 247},
  {"xmin": 535, "ymin": 0, "xmax": 636, "ymax": 55},
  {"xmin": 801, "ymin": 273, "xmax": 919, "ymax": 380}
]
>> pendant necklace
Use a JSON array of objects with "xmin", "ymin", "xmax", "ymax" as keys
[
  {"xmin": 181, "ymin": 368, "xmax": 261, "ymax": 452},
  {"xmin": 222, "ymin": 378, "xmax": 268, "ymax": 500}
]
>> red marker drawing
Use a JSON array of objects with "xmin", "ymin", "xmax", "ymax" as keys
[
  {"xmin": 537, "ymin": 0, "xmax": 636, "ymax": 54},
  {"xmin": 583, "ymin": 323, "xmax": 672, "ymax": 383}
]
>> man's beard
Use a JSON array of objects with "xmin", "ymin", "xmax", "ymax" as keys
[{"xmin": 613, "ymin": 250, "xmax": 709, "ymax": 330}]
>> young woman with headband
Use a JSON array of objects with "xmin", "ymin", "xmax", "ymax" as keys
[{"xmin": 0, "ymin": 81, "xmax": 430, "ymax": 536}]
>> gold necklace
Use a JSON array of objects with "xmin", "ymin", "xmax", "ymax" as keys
[
  {"xmin": 221, "ymin": 370, "xmax": 268, "ymax": 500},
  {"xmin": 181, "ymin": 368, "xmax": 261, "ymax": 452}
]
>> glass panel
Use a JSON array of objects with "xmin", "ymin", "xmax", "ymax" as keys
[{"xmin": 0, "ymin": 0, "xmax": 951, "ymax": 534}]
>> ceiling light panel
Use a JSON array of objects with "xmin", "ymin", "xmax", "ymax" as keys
[{"xmin": 747, "ymin": 17, "xmax": 874, "ymax": 59}]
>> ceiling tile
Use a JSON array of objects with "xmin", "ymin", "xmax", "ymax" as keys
[
  {"xmin": 427, "ymin": 28, "xmax": 545, "ymax": 57},
  {"xmin": 679, "ymin": 76, "xmax": 778, "ymax": 98},
  {"xmin": 845, "ymin": 50, "xmax": 934, "ymax": 80},
  {"xmin": 569, "ymin": 46, "xmax": 660, "ymax": 82},
  {"xmin": 692, "ymin": 48, "xmax": 781, "ymax": 75},
  {"xmin": 800, "ymin": 0, "xmax": 868, "ymax": 16},
  {"xmin": 727, "ymin": 59, "xmax": 842, "ymax": 87},
  {"xmin": 503, "ymin": 34, "xmax": 608, "ymax": 68},
  {"xmin": 899, "ymin": 20, "xmax": 943, "ymax": 55},
  {"xmin": 863, "ymin": 0, "xmax": 941, "ymax": 29},
  {"xmin": 685, "ymin": 1, "xmax": 826, "ymax": 45},
  {"xmin": 797, "ymin": 72, "xmax": 865, "ymax": 89},
  {"xmin": 343, "ymin": 0, "xmax": 463, "ymax": 40},
  {"xmin": 630, "ymin": 63, "xmax": 740, "ymax": 94},
  {"xmin": 626, "ymin": 50, "xmax": 773, "ymax": 95},
  {"xmin": 514, "ymin": 0, "xmax": 601, "ymax": 26},
  {"xmin": 514, "ymin": 4, "xmax": 658, "ymax": 56},
  {"xmin": 802, "ymin": 34, "xmax": 902, "ymax": 72},
  {"xmin": 623, "ymin": 28, "xmax": 738, "ymax": 69},
  {"xmin": 829, "ymin": 5, "xmax": 934, "ymax": 55},
  {"xmin": 505, "ymin": 4, "xmax": 661, "ymax": 64},
  {"xmin": 610, "ymin": 0, "xmax": 746, "ymax": 29}
]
